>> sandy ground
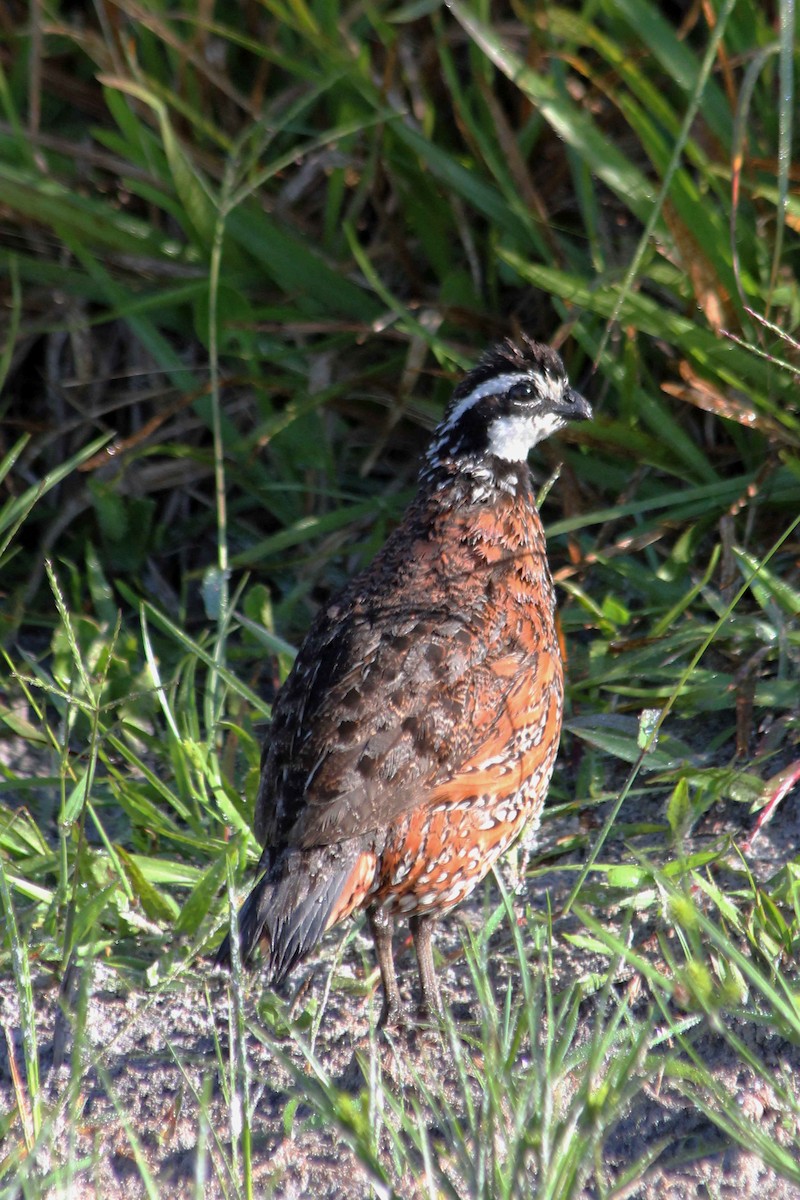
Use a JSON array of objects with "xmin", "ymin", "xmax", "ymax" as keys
[{"xmin": 2, "ymin": 772, "xmax": 800, "ymax": 1199}]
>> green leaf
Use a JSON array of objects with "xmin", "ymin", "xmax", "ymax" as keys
[
  {"xmin": 72, "ymin": 884, "xmax": 118, "ymax": 951},
  {"xmin": 608, "ymin": 0, "xmax": 732, "ymax": 143},
  {"xmin": 666, "ymin": 778, "xmax": 692, "ymax": 840},
  {"xmin": 606, "ymin": 865, "xmax": 650, "ymax": 889},
  {"xmin": 566, "ymin": 713, "xmax": 694, "ymax": 769},
  {"xmin": 100, "ymin": 77, "xmax": 217, "ymax": 249},
  {"xmin": 227, "ymin": 205, "xmax": 380, "ymax": 321},
  {"xmin": 115, "ymin": 845, "xmax": 180, "ymax": 924},
  {"xmin": 0, "ymin": 434, "xmax": 110, "ymax": 561},
  {"xmin": 174, "ymin": 853, "xmax": 228, "ymax": 938},
  {"xmin": 733, "ymin": 547, "xmax": 800, "ymax": 617},
  {"xmin": 85, "ymin": 543, "xmax": 118, "ymax": 626},
  {"xmin": 63, "ymin": 773, "xmax": 91, "ymax": 827},
  {"xmin": 446, "ymin": 0, "xmax": 654, "ymax": 215}
]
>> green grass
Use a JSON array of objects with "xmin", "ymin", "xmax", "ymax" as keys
[{"xmin": 1, "ymin": 0, "xmax": 799, "ymax": 1196}]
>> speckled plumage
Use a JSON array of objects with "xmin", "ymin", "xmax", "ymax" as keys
[{"xmin": 217, "ymin": 336, "xmax": 591, "ymax": 1024}]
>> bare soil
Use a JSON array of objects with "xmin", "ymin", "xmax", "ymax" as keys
[{"xmin": 2, "ymin": 775, "xmax": 800, "ymax": 1200}]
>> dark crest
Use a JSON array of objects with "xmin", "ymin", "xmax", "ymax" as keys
[{"xmin": 450, "ymin": 336, "xmax": 566, "ymax": 405}]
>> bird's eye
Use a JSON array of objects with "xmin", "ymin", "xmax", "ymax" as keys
[{"xmin": 508, "ymin": 380, "xmax": 534, "ymax": 401}]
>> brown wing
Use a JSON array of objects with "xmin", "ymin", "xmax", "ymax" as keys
[
  {"xmin": 254, "ymin": 489, "xmax": 559, "ymax": 852},
  {"xmin": 256, "ymin": 598, "xmax": 512, "ymax": 849},
  {"xmin": 256, "ymin": 610, "xmax": 562, "ymax": 851}
]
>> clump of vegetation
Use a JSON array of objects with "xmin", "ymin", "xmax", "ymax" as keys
[{"xmin": 0, "ymin": 1, "xmax": 798, "ymax": 1196}]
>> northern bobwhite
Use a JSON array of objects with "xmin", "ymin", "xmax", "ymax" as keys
[{"xmin": 217, "ymin": 336, "xmax": 591, "ymax": 1025}]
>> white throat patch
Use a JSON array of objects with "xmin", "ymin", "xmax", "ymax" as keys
[{"xmin": 487, "ymin": 411, "xmax": 564, "ymax": 461}]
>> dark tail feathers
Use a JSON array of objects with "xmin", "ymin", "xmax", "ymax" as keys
[{"xmin": 215, "ymin": 845, "xmax": 358, "ymax": 985}]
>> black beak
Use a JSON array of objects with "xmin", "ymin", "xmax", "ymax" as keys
[{"xmin": 555, "ymin": 387, "xmax": 592, "ymax": 423}]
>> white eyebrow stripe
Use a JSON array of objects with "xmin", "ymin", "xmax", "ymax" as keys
[{"xmin": 439, "ymin": 372, "xmax": 532, "ymax": 433}]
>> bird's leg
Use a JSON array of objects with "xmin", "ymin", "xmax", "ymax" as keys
[
  {"xmin": 368, "ymin": 907, "xmax": 402, "ymax": 1028},
  {"xmin": 410, "ymin": 912, "xmax": 443, "ymax": 1021}
]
